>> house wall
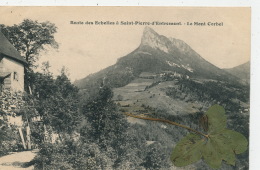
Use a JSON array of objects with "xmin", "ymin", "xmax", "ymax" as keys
[
  {"xmin": 0, "ymin": 57, "xmax": 3, "ymax": 71},
  {"xmin": 1, "ymin": 57, "xmax": 24, "ymax": 92}
]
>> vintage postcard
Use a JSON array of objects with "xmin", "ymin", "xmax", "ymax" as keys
[{"xmin": 0, "ymin": 7, "xmax": 250, "ymax": 169}]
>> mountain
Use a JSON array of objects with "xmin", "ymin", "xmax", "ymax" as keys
[
  {"xmin": 224, "ymin": 61, "xmax": 250, "ymax": 84},
  {"xmin": 75, "ymin": 27, "xmax": 249, "ymax": 169},
  {"xmin": 75, "ymin": 27, "xmax": 238, "ymax": 90}
]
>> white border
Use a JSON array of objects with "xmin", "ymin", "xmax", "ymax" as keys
[
  {"xmin": 0, "ymin": 1, "xmax": 259, "ymax": 169},
  {"xmin": 250, "ymin": 1, "xmax": 260, "ymax": 170},
  {"xmin": 0, "ymin": 0, "xmax": 254, "ymax": 6}
]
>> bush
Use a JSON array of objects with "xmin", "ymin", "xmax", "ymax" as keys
[
  {"xmin": 0, "ymin": 121, "xmax": 22, "ymax": 156},
  {"xmin": 33, "ymin": 140, "xmax": 112, "ymax": 170}
]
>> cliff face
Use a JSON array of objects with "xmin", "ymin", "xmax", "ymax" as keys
[
  {"xmin": 75, "ymin": 27, "xmax": 239, "ymax": 90},
  {"xmin": 74, "ymin": 27, "xmax": 249, "ymax": 170}
]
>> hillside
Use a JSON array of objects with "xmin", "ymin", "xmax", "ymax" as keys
[
  {"xmin": 224, "ymin": 61, "xmax": 250, "ymax": 84},
  {"xmin": 74, "ymin": 27, "xmax": 249, "ymax": 169},
  {"xmin": 111, "ymin": 74, "xmax": 249, "ymax": 169},
  {"xmin": 74, "ymin": 27, "xmax": 239, "ymax": 90}
]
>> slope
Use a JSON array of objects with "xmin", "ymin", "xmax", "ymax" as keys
[
  {"xmin": 224, "ymin": 61, "xmax": 250, "ymax": 84},
  {"xmin": 74, "ymin": 27, "xmax": 239, "ymax": 90}
]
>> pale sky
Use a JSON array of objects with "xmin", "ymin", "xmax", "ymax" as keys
[{"xmin": 1, "ymin": 7, "xmax": 250, "ymax": 81}]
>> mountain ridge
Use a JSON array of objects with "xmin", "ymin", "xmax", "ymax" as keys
[
  {"xmin": 141, "ymin": 26, "xmax": 198, "ymax": 56},
  {"xmin": 224, "ymin": 61, "xmax": 250, "ymax": 84},
  {"xmin": 74, "ymin": 27, "xmax": 249, "ymax": 170},
  {"xmin": 74, "ymin": 27, "xmax": 240, "ymax": 89}
]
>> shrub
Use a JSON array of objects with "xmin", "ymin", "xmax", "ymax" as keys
[
  {"xmin": 33, "ymin": 140, "xmax": 111, "ymax": 170},
  {"xmin": 0, "ymin": 121, "xmax": 22, "ymax": 156}
]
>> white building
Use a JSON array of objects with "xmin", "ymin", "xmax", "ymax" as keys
[{"xmin": 0, "ymin": 31, "xmax": 27, "ymax": 92}]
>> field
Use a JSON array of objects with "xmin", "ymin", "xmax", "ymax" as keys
[{"xmin": 113, "ymin": 76, "xmax": 207, "ymax": 124}]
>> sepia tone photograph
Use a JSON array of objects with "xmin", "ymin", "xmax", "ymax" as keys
[{"xmin": 0, "ymin": 7, "xmax": 250, "ymax": 169}]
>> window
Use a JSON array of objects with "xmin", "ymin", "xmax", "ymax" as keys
[
  {"xmin": 0, "ymin": 79, "xmax": 3, "ymax": 92},
  {"xmin": 13, "ymin": 72, "xmax": 19, "ymax": 81}
]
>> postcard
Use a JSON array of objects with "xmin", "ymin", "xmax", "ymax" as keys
[{"xmin": 0, "ymin": 7, "xmax": 250, "ymax": 170}]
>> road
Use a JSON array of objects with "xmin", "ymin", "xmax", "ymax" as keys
[{"xmin": 0, "ymin": 150, "xmax": 37, "ymax": 170}]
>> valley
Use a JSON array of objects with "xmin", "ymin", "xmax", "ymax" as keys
[{"xmin": 75, "ymin": 27, "xmax": 250, "ymax": 169}]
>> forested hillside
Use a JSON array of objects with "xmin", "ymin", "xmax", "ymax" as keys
[
  {"xmin": 72, "ymin": 27, "xmax": 249, "ymax": 169},
  {"xmin": 0, "ymin": 24, "xmax": 249, "ymax": 170}
]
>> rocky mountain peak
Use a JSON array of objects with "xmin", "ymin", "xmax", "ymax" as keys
[
  {"xmin": 75, "ymin": 27, "xmax": 241, "ymax": 90},
  {"xmin": 169, "ymin": 38, "xmax": 192, "ymax": 53},
  {"xmin": 140, "ymin": 27, "xmax": 193, "ymax": 54},
  {"xmin": 141, "ymin": 27, "xmax": 171, "ymax": 53},
  {"xmin": 142, "ymin": 26, "xmax": 158, "ymax": 36}
]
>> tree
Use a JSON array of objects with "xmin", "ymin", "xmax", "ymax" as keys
[
  {"xmin": 141, "ymin": 142, "xmax": 170, "ymax": 170},
  {"xmin": 82, "ymin": 86, "xmax": 127, "ymax": 145},
  {"xmin": 0, "ymin": 19, "xmax": 59, "ymax": 91},
  {"xmin": 31, "ymin": 65, "xmax": 81, "ymax": 137},
  {"xmin": 81, "ymin": 86, "xmax": 136, "ymax": 168},
  {"xmin": 16, "ymin": 63, "xmax": 81, "ymax": 146},
  {"xmin": 126, "ymin": 105, "xmax": 248, "ymax": 169}
]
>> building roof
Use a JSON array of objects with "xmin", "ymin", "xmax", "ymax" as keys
[
  {"xmin": 0, "ymin": 72, "xmax": 11, "ymax": 79},
  {"xmin": 0, "ymin": 31, "xmax": 27, "ymax": 65}
]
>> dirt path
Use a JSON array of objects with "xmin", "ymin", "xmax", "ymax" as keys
[{"xmin": 0, "ymin": 150, "xmax": 37, "ymax": 170}]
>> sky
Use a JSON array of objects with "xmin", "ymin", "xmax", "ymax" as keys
[
  {"xmin": 1, "ymin": 5, "xmax": 260, "ymax": 169},
  {"xmin": 1, "ymin": 7, "xmax": 250, "ymax": 81}
]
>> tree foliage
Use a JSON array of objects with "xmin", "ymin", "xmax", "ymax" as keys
[
  {"xmin": 141, "ymin": 142, "xmax": 170, "ymax": 170},
  {"xmin": 0, "ymin": 121, "xmax": 22, "ymax": 156},
  {"xmin": 81, "ymin": 86, "xmax": 126, "ymax": 142},
  {"xmin": 0, "ymin": 90, "xmax": 24, "ymax": 117},
  {"xmin": 30, "ymin": 66, "xmax": 81, "ymax": 135},
  {"xmin": 0, "ymin": 91, "xmax": 25, "ymax": 156},
  {"xmin": 0, "ymin": 19, "xmax": 59, "ymax": 92},
  {"xmin": 33, "ymin": 85, "xmax": 147, "ymax": 169},
  {"xmin": 81, "ymin": 86, "xmax": 135, "ymax": 168},
  {"xmin": 0, "ymin": 19, "xmax": 58, "ymax": 69}
]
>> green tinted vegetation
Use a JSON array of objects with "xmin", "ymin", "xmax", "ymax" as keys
[{"xmin": 171, "ymin": 105, "xmax": 248, "ymax": 169}]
